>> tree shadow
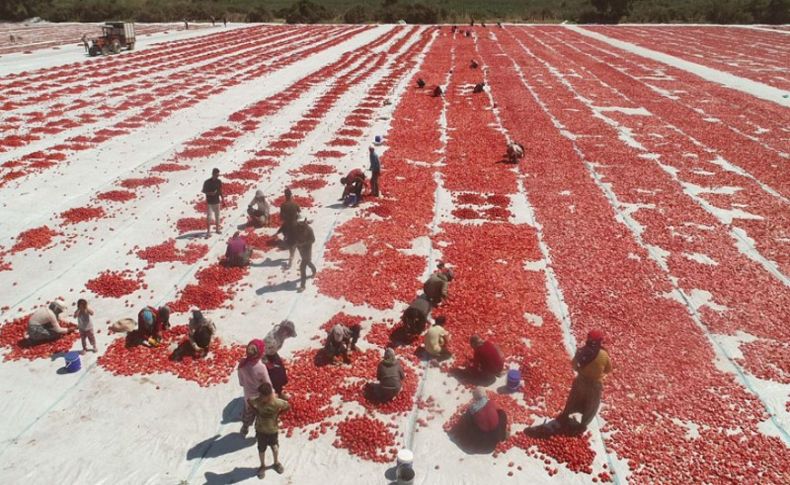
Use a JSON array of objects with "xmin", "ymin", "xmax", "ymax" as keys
[
  {"xmin": 186, "ymin": 433, "xmax": 255, "ymax": 461},
  {"xmin": 255, "ymin": 280, "xmax": 298, "ymax": 295},
  {"xmin": 203, "ymin": 466, "xmax": 258, "ymax": 485},
  {"xmin": 221, "ymin": 397, "xmax": 244, "ymax": 424}
]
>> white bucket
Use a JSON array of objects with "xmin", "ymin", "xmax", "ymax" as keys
[
  {"xmin": 396, "ymin": 449, "xmax": 413, "ymax": 468},
  {"xmin": 396, "ymin": 449, "xmax": 414, "ymax": 485}
]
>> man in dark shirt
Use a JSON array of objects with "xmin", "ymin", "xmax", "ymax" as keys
[
  {"xmin": 275, "ymin": 188, "xmax": 300, "ymax": 268},
  {"xmin": 293, "ymin": 219, "xmax": 316, "ymax": 292},
  {"xmin": 202, "ymin": 168, "xmax": 223, "ymax": 237}
]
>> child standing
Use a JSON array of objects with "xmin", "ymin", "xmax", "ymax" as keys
[
  {"xmin": 249, "ymin": 382, "xmax": 290, "ymax": 479},
  {"xmin": 74, "ymin": 299, "xmax": 97, "ymax": 354}
]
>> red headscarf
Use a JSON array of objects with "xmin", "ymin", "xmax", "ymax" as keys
[
  {"xmin": 575, "ymin": 330, "xmax": 605, "ymax": 368},
  {"xmin": 239, "ymin": 339, "xmax": 265, "ymax": 368}
]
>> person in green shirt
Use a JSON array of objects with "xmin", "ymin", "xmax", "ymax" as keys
[{"xmin": 249, "ymin": 383, "xmax": 290, "ymax": 478}]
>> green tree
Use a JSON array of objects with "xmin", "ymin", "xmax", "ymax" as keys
[
  {"xmin": 344, "ymin": 5, "xmax": 370, "ymax": 23},
  {"xmin": 590, "ymin": 0, "xmax": 632, "ymax": 23}
]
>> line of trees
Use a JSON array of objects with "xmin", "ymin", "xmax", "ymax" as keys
[{"xmin": 1, "ymin": 0, "xmax": 787, "ymax": 24}]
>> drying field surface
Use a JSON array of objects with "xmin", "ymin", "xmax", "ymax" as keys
[{"xmin": 0, "ymin": 23, "xmax": 787, "ymax": 485}]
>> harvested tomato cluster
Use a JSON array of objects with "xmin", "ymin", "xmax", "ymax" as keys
[
  {"xmin": 150, "ymin": 163, "xmax": 188, "ymax": 172},
  {"xmin": 60, "ymin": 206, "xmax": 105, "ymax": 225},
  {"xmin": 168, "ymin": 284, "xmax": 232, "ymax": 313},
  {"xmin": 289, "ymin": 178, "xmax": 327, "ymax": 190},
  {"xmin": 96, "ymin": 190, "xmax": 136, "ymax": 202},
  {"xmin": 313, "ymin": 150, "xmax": 345, "ymax": 158},
  {"xmin": 136, "ymin": 240, "xmax": 209, "ymax": 267},
  {"xmin": 334, "ymin": 416, "xmax": 398, "ymax": 463},
  {"xmin": 98, "ymin": 325, "xmax": 244, "ymax": 387},
  {"xmin": 11, "ymin": 226, "xmax": 59, "ymax": 252},
  {"xmin": 297, "ymin": 163, "xmax": 335, "ymax": 175},
  {"xmin": 176, "ymin": 217, "xmax": 206, "ymax": 233},
  {"xmin": 119, "ymin": 176, "xmax": 165, "ymax": 189},
  {"xmin": 86, "ymin": 270, "xmax": 143, "ymax": 298},
  {"xmin": 0, "ymin": 316, "xmax": 78, "ymax": 361},
  {"xmin": 195, "ymin": 263, "xmax": 248, "ymax": 287}
]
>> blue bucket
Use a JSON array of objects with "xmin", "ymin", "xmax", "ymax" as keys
[
  {"xmin": 506, "ymin": 369, "xmax": 521, "ymax": 391},
  {"xmin": 344, "ymin": 194, "xmax": 359, "ymax": 207},
  {"xmin": 64, "ymin": 351, "xmax": 82, "ymax": 373}
]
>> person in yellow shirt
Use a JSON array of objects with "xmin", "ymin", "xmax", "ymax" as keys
[
  {"xmin": 556, "ymin": 329, "xmax": 612, "ymax": 433},
  {"xmin": 424, "ymin": 316, "xmax": 451, "ymax": 359},
  {"xmin": 249, "ymin": 383, "xmax": 290, "ymax": 479}
]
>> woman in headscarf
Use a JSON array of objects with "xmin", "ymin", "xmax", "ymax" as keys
[
  {"xmin": 263, "ymin": 320, "xmax": 297, "ymax": 396},
  {"xmin": 556, "ymin": 329, "xmax": 612, "ymax": 433},
  {"xmin": 247, "ymin": 190, "xmax": 270, "ymax": 227},
  {"xmin": 465, "ymin": 387, "xmax": 508, "ymax": 451},
  {"xmin": 238, "ymin": 339, "xmax": 271, "ymax": 436},
  {"xmin": 371, "ymin": 348, "xmax": 405, "ymax": 402}
]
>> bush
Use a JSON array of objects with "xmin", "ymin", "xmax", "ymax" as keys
[
  {"xmin": 247, "ymin": 7, "xmax": 274, "ymax": 22},
  {"xmin": 375, "ymin": 2, "xmax": 441, "ymax": 24},
  {"xmin": 343, "ymin": 4, "xmax": 370, "ymax": 23},
  {"xmin": 279, "ymin": 0, "xmax": 333, "ymax": 24},
  {"xmin": 702, "ymin": 0, "xmax": 754, "ymax": 23}
]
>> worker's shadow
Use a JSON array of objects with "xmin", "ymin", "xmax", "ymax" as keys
[
  {"xmin": 221, "ymin": 397, "xmax": 243, "ymax": 424},
  {"xmin": 187, "ymin": 433, "xmax": 255, "ymax": 461},
  {"xmin": 255, "ymin": 280, "xmax": 298, "ymax": 295},
  {"xmin": 448, "ymin": 366, "xmax": 497, "ymax": 387},
  {"xmin": 523, "ymin": 418, "xmax": 584, "ymax": 438},
  {"xmin": 446, "ymin": 414, "xmax": 500, "ymax": 455},
  {"xmin": 383, "ymin": 325, "xmax": 419, "ymax": 349},
  {"xmin": 176, "ymin": 232, "xmax": 209, "ymax": 241},
  {"xmin": 203, "ymin": 467, "xmax": 258, "ymax": 485},
  {"xmin": 249, "ymin": 257, "xmax": 287, "ymax": 268}
]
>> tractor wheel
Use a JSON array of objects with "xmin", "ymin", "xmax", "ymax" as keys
[
  {"xmin": 110, "ymin": 39, "xmax": 121, "ymax": 54},
  {"xmin": 88, "ymin": 45, "xmax": 100, "ymax": 57}
]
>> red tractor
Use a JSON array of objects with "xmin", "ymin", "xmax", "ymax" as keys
[{"xmin": 88, "ymin": 22, "xmax": 136, "ymax": 56}]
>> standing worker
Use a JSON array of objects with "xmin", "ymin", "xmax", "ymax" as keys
[
  {"xmin": 369, "ymin": 145, "xmax": 381, "ymax": 197},
  {"xmin": 293, "ymin": 219, "xmax": 316, "ymax": 292},
  {"xmin": 202, "ymin": 168, "xmax": 223, "ymax": 237},
  {"xmin": 275, "ymin": 188, "xmax": 300, "ymax": 268},
  {"xmin": 555, "ymin": 330, "xmax": 612, "ymax": 433},
  {"xmin": 248, "ymin": 383, "xmax": 290, "ymax": 478},
  {"xmin": 238, "ymin": 339, "xmax": 271, "ymax": 437}
]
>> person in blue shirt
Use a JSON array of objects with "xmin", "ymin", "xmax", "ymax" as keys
[{"xmin": 369, "ymin": 145, "xmax": 381, "ymax": 197}]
